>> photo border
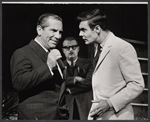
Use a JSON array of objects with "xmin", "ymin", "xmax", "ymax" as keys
[{"xmin": 0, "ymin": 0, "xmax": 149, "ymax": 122}]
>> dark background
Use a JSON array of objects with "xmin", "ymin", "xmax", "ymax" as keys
[{"xmin": 2, "ymin": 3, "xmax": 147, "ymax": 91}]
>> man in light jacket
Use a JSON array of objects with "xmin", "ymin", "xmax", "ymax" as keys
[{"xmin": 77, "ymin": 8, "xmax": 144, "ymax": 120}]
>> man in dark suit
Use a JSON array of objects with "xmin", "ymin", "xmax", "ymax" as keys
[
  {"xmin": 10, "ymin": 13, "xmax": 67, "ymax": 120},
  {"xmin": 61, "ymin": 37, "xmax": 93, "ymax": 120}
]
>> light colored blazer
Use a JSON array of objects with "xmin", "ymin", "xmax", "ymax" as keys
[{"xmin": 88, "ymin": 32, "xmax": 144, "ymax": 120}]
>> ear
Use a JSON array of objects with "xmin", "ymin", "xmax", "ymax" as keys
[
  {"xmin": 94, "ymin": 25, "xmax": 101, "ymax": 34},
  {"xmin": 37, "ymin": 25, "xmax": 43, "ymax": 36}
]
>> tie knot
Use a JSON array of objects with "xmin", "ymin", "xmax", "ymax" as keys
[
  {"xmin": 97, "ymin": 44, "xmax": 102, "ymax": 50},
  {"xmin": 94, "ymin": 44, "xmax": 102, "ymax": 57}
]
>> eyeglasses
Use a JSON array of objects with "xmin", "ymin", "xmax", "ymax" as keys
[{"xmin": 63, "ymin": 45, "xmax": 78, "ymax": 51}]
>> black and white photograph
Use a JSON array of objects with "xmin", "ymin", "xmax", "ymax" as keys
[{"xmin": 2, "ymin": 1, "xmax": 148, "ymax": 120}]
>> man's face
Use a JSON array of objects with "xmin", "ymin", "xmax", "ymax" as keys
[
  {"xmin": 62, "ymin": 40, "xmax": 79, "ymax": 61},
  {"xmin": 38, "ymin": 18, "xmax": 63, "ymax": 49},
  {"xmin": 79, "ymin": 20, "xmax": 97, "ymax": 45}
]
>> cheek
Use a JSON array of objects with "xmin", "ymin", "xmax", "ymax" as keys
[
  {"xmin": 64, "ymin": 52, "xmax": 69, "ymax": 57},
  {"xmin": 42, "ymin": 33, "xmax": 49, "ymax": 41},
  {"xmin": 74, "ymin": 50, "xmax": 79, "ymax": 55},
  {"xmin": 46, "ymin": 31, "xmax": 53, "ymax": 38},
  {"xmin": 85, "ymin": 31, "xmax": 92, "ymax": 38},
  {"xmin": 89, "ymin": 32, "xmax": 96, "ymax": 40},
  {"xmin": 59, "ymin": 33, "xmax": 62, "ymax": 38}
]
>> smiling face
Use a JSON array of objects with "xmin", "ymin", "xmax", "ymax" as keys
[
  {"xmin": 37, "ymin": 17, "xmax": 63, "ymax": 49},
  {"xmin": 79, "ymin": 20, "xmax": 98, "ymax": 45}
]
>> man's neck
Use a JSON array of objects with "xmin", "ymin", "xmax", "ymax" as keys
[
  {"xmin": 67, "ymin": 57, "xmax": 78, "ymax": 66},
  {"xmin": 97, "ymin": 30, "xmax": 110, "ymax": 44}
]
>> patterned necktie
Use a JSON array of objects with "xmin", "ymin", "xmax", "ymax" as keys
[{"xmin": 93, "ymin": 44, "xmax": 102, "ymax": 69}]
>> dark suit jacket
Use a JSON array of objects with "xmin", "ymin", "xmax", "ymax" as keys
[
  {"xmin": 10, "ymin": 40, "xmax": 65, "ymax": 120},
  {"xmin": 63, "ymin": 58, "xmax": 93, "ymax": 120}
]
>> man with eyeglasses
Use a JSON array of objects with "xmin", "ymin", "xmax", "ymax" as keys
[{"xmin": 61, "ymin": 37, "xmax": 93, "ymax": 120}]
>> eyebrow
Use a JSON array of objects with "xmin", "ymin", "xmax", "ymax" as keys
[{"xmin": 80, "ymin": 28, "xmax": 86, "ymax": 31}]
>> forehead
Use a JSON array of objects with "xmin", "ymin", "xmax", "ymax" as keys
[
  {"xmin": 46, "ymin": 17, "xmax": 63, "ymax": 30},
  {"xmin": 63, "ymin": 40, "xmax": 77, "ymax": 46},
  {"xmin": 79, "ymin": 20, "xmax": 90, "ymax": 29}
]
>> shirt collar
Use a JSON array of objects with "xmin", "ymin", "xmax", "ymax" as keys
[
  {"xmin": 67, "ymin": 57, "xmax": 78, "ymax": 66},
  {"xmin": 94, "ymin": 31, "xmax": 111, "ymax": 56},
  {"xmin": 34, "ymin": 38, "xmax": 49, "ymax": 53}
]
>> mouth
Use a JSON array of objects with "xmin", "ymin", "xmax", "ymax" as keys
[
  {"xmin": 69, "ymin": 52, "xmax": 74, "ymax": 55},
  {"xmin": 52, "ymin": 42, "xmax": 57, "ymax": 45},
  {"xmin": 50, "ymin": 40, "xmax": 58, "ymax": 45},
  {"xmin": 82, "ymin": 37, "xmax": 87, "ymax": 41},
  {"xmin": 84, "ymin": 39, "xmax": 88, "ymax": 43}
]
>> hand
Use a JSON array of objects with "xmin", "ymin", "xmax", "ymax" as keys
[
  {"xmin": 47, "ymin": 49, "xmax": 62, "ymax": 69},
  {"xmin": 51, "ymin": 49, "xmax": 62, "ymax": 60},
  {"xmin": 89, "ymin": 99, "xmax": 110, "ymax": 118},
  {"xmin": 73, "ymin": 76, "xmax": 84, "ymax": 84}
]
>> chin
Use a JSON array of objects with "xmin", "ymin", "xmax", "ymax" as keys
[
  {"xmin": 69, "ymin": 56, "xmax": 75, "ymax": 60},
  {"xmin": 85, "ymin": 41, "xmax": 90, "ymax": 44},
  {"xmin": 50, "ymin": 45, "xmax": 56, "ymax": 49}
]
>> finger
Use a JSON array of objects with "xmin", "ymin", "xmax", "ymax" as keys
[
  {"xmin": 90, "ymin": 104, "xmax": 101, "ymax": 113},
  {"xmin": 91, "ymin": 99, "xmax": 101, "ymax": 103},
  {"xmin": 90, "ymin": 108, "xmax": 97, "ymax": 113},
  {"xmin": 90, "ymin": 106, "xmax": 100, "ymax": 114},
  {"xmin": 90, "ymin": 113, "xmax": 96, "ymax": 117},
  {"xmin": 90, "ymin": 109, "xmax": 101, "ymax": 117},
  {"xmin": 52, "ymin": 49, "xmax": 61, "ymax": 56},
  {"xmin": 97, "ymin": 110, "xmax": 103, "ymax": 116},
  {"xmin": 90, "ymin": 111, "xmax": 97, "ymax": 117},
  {"xmin": 51, "ymin": 49, "xmax": 62, "ymax": 60}
]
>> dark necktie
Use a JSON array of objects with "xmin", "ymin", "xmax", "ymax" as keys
[
  {"xmin": 68, "ymin": 60, "xmax": 75, "ymax": 76},
  {"xmin": 71, "ymin": 60, "xmax": 74, "ymax": 67},
  {"xmin": 93, "ymin": 44, "xmax": 102, "ymax": 69}
]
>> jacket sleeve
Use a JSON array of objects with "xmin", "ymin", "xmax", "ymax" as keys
[
  {"xmin": 109, "ymin": 44, "xmax": 145, "ymax": 112},
  {"xmin": 10, "ymin": 49, "xmax": 53, "ymax": 92},
  {"xmin": 68, "ymin": 60, "xmax": 93, "ymax": 95}
]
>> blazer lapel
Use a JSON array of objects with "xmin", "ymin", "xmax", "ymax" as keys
[
  {"xmin": 29, "ymin": 40, "xmax": 48, "ymax": 63},
  {"xmin": 94, "ymin": 33, "xmax": 114, "ymax": 73}
]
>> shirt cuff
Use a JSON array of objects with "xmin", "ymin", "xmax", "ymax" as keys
[{"xmin": 66, "ymin": 88, "xmax": 71, "ymax": 94}]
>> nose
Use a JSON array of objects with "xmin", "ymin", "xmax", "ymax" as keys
[
  {"xmin": 79, "ymin": 31, "xmax": 83, "ymax": 37},
  {"xmin": 69, "ymin": 47, "xmax": 73, "ymax": 51}
]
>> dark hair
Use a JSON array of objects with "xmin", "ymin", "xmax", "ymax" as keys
[
  {"xmin": 37, "ymin": 13, "xmax": 62, "ymax": 29},
  {"xmin": 77, "ymin": 8, "xmax": 108, "ymax": 30},
  {"xmin": 63, "ymin": 37, "xmax": 78, "ymax": 45}
]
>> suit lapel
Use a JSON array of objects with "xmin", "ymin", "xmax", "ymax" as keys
[
  {"xmin": 94, "ymin": 32, "xmax": 114, "ymax": 73},
  {"xmin": 29, "ymin": 40, "xmax": 48, "ymax": 63},
  {"xmin": 75, "ymin": 57, "xmax": 82, "ymax": 67}
]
